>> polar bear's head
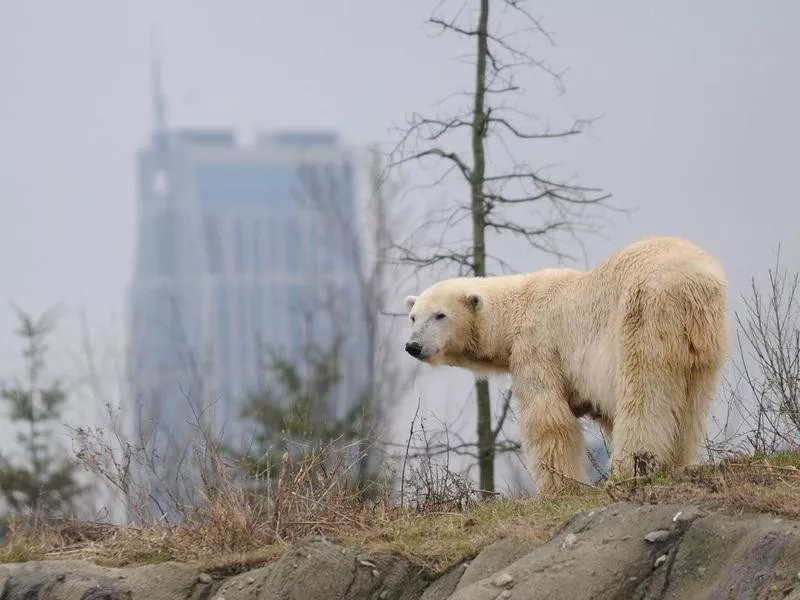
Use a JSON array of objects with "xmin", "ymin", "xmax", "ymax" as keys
[{"xmin": 403, "ymin": 280, "xmax": 482, "ymax": 366}]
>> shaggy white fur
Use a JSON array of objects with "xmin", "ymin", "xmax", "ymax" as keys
[{"xmin": 404, "ymin": 236, "xmax": 730, "ymax": 494}]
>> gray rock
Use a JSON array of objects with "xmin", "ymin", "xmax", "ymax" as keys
[
  {"xmin": 456, "ymin": 536, "xmax": 540, "ymax": 590},
  {"xmin": 644, "ymin": 530, "xmax": 671, "ymax": 543},
  {"xmin": 491, "ymin": 572, "xmax": 514, "ymax": 588},
  {"xmin": 654, "ymin": 512, "xmax": 800, "ymax": 599},
  {"xmin": 420, "ymin": 563, "xmax": 466, "ymax": 600},
  {"xmin": 445, "ymin": 502, "xmax": 700, "ymax": 600},
  {"xmin": 0, "ymin": 560, "xmax": 211, "ymax": 600},
  {"xmin": 221, "ymin": 536, "xmax": 426, "ymax": 600},
  {"xmin": 2, "ymin": 501, "xmax": 800, "ymax": 600},
  {"xmin": 671, "ymin": 506, "xmax": 707, "ymax": 524}
]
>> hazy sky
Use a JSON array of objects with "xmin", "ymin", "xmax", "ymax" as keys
[{"xmin": 1, "ymin": 1, "xmax": 798, "ymax": 488}]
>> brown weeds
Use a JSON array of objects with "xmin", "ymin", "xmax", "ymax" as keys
[{"xmin": 4, "ymin": 441, "xmax": 800, "ymax": 578}]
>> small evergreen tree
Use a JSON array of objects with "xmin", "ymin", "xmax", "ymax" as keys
[
  {"xmin": 229, "ymin": 336, "xmax": 368, "ymax": 483},
  {"xmin": 0, "ymin": 308, "xmax": 83, "ymax": 531}
]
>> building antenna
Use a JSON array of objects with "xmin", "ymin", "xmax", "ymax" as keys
[{"xmin": 149, "ymin": 25, "xmax": 167, "ymax": 136}]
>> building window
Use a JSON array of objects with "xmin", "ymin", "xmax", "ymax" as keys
[
  {"xmin": 136, "ymin": 220, "xmax": 154, "ymax": 278},
  {"xmin": 320, "ymin": 229, "xmax": 334, "ymax": 274},
  {"xmin": 268, "ymin": 284, "xmax": 284, "ymax": 352},
  {"xmin": 249, "ymin": 284, "xmax": 264, "ymax": 349},
  {"xmin": 286, "ymin": 285, "xmax": 305, "ymax": 359},
  {"xmin": 307, "ymin": 220, "xmax": 319, "ymax": 276},
  {"xmin": 194, "ymin": 164, "xmax": 299, "ymax": 214},
  {"xmin": 216, "ymin": 284, "xmax": 229, "ymax": 373},
  {"xmin": 234, "ymin": 220, "xmax": 246, "ymax": 274},
  {"xmin": 268, "ymin": 219, "xmax": 282, "ymax": 268},
  {"xmin": 153, "ymin": 170, "xmax": 170, "ymax": 196},
  {"xmin": 236, "ymin": 284, "xmax": 249, "ymax": 374},
  {"xmin": 204, "ymin": 216, "xmax": 223, "ymax": 274},
  {"xmin": 252, "ymin": 220, "xmax": 262, "ymax": 275},
  {"xmin": 285, "ymin": 218, "xmax": 302, "ymax": 272},
  {"xmin": 153, "ymin": 212, "xmax": 177, "ymax": 277}
]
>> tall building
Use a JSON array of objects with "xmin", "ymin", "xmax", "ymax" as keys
[{"xmin": 126, "ymin": 52, "xmax": 369, "ymax": 492}]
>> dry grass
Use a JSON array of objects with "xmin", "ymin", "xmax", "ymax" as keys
[
  {"xmin": 342, "ymin": 487, "xmax": 607, "ymax": 573},
  {"xmin": 2, "ymin": 451, "xmax": 798, "ymax": 577},
  {"xmin": 616, "ymin": 451, "xmax": 800, "ymax": 519},
  {"xmin": 0, "ymin": 488, "xmax": 607, "ymax": 576}
]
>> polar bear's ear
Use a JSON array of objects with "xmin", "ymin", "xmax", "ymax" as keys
[
  {"xmin": 466, "ymin": 294, "xmax": 482, "ymax": 311},
  {"xmin": 405, "ymin": 295, "xmax": 418, "ymax": 313}
]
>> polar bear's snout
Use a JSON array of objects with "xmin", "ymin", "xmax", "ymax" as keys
[
  {"xmin": 404, "ymin": 314, "xmax": 446, "ymax": 361},
  {"xmin": 405, "ymin": 341, "xmax": 423, "ymax": 358}
]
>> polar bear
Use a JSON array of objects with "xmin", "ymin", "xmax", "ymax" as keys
[{"xmin": 403, "ymin": 236, "xmax": 729, "ymax": 494}]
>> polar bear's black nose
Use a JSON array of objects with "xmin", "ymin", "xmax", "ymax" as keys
[{"xmin": 405, "ymin": 342, "xmax": 422, "ymax": 357}]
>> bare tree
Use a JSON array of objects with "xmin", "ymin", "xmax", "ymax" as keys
[
  {"xmin": 728, "ymin": 247, "xmax": 800, "ymax": 455},
  {"xmin": 70, "ymin": 294, "xmax": 233, "ymax": 525},
  {"xmin": 293, "ymin": 146, "xmax": 407, "ymax": 488},
  {"xmin": 388, "ymin": 0, "xmax": 617, "ymax": 494}
]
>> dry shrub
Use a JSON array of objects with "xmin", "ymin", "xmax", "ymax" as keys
[
  {"xmin": 608, "ymin": 451, "xmax": 800, "ymax": 520},
  {"xmin": 60, "ymin": 385, "xmax": 492, "ymax": 572},
  {"xmin": 10, "ymin": 391, "xmax": 494, "ymax": 572},
  {"xmin": 705, "ymin": 249, "xmax": 800, "ymax": 461},
  {"xmin": 402, "ymin": 457, "xmax": 477, "ymax": 513},
  {"xmin": 148, "ymin": 439, "xmax": 386, "ymax": 560},
  {"xmin": 397, "ymin": 401, "xmax": 483, "ymax": 513},
  {"xmin": 4, "ymin": 437, "xmax": 386, "ymax": 568}
]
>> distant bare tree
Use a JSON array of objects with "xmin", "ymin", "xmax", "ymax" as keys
[
  {"xmin": 290, "ymin": 146, "xmax": 407, "ymax": 488},
  {"xmin": 726, "ymin": 247, "xmax": 800, "ymax": 455},
  {"xmin": 72, "ymin": 296, "xmax": 229, "ymax": 525},
  {"xmin": 388, "ymin": 0, "xmax": 617, "ymax": 494}
]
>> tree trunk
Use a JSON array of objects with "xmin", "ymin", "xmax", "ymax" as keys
[
  {"xmin": 475, "ymin": 379, "xmax": 494, "ymax": 494},
  {"xmin": 471, "ymin": 0, "xmax": 493, "ymax": 496},
  {"xmin": 358, "ymin": 149, "xmax": 390, "ymax": 492}
]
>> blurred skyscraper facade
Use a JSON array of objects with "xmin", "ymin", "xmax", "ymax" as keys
[{"xmin": 127, "ymin": 52, "xmax": 369, "ymax": 465}]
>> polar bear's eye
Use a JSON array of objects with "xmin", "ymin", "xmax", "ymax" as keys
[
  {"xmin": 435, "ymin": 312, "xmax": 446, "ymax": 320},
  {"xmin": 410, "ymin": 315, "xmax": 416, "ymax": 323}
]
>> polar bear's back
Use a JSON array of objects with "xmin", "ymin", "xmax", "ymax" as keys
[
  {"xmin": 571, "ymin": 236, "xmax": 726, "ymax": 323},
  {"xmin": 585, "ymin": 236, "xmax": 726, "ymax": 349},
  {"xmin": 582, "ymin": 237, "xmax": 727, "ymax": 334},
  {"xmin": 592, "ymin": 236, "xmax": 725, "ymax": 288},
  {"xmin": 557, "ymin": 236, "xmax": 729, "ymax": 413}
]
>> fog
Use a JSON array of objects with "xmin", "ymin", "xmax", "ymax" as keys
[{"xmin": 1, "ymin": 1, "xmax": 798, "ymax": 500}]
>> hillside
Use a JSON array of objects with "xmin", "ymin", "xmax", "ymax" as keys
[{"xmin": 0, "ymin": 453, "xmax": 799, "ymax": 599}]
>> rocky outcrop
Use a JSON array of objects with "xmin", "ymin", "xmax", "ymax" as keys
[
  {"xmin": 0, "ymin": 560, "xmax": 212, "ymax": 600},
  {"xmin": 216, "ymin": 536, "xmax": 429, "ymax": 600},
  {"xmin": 2, "ymin": 502, "xmax": 799, "ymax": 599}
]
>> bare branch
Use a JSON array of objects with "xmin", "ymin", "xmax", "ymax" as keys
[
  {"xmin": 487, "ymin": 115, "xmax": 582, "ymax": 140},
  {"xmin": 428, "ymin": 3, "xmax": 565, "ymax": 88},
  {"xmin": 429, "ymin": 17, "xmax": 478, "ymax": 38},
  {"xmin": 492, "ymin": 389, "xmax": 514, "ymax": 440},
  {"xmin": 388, "ymin": 148, "xmax": 472, "ymax": 183},
  {"xmin": 411, "ymin": 115, "xmax": 474, "ymax": 140},
  {"xmin": 501, "ymin": 0, "xmax": 557, "ymax": 46},
  {"xmin": 389, "ymin": 244, "xmax": 475, "ymax": 272}
]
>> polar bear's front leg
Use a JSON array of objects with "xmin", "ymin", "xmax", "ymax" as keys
[{"xmin": 513, "ymin": 374, "xmax": 587, "ymax": 495}]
